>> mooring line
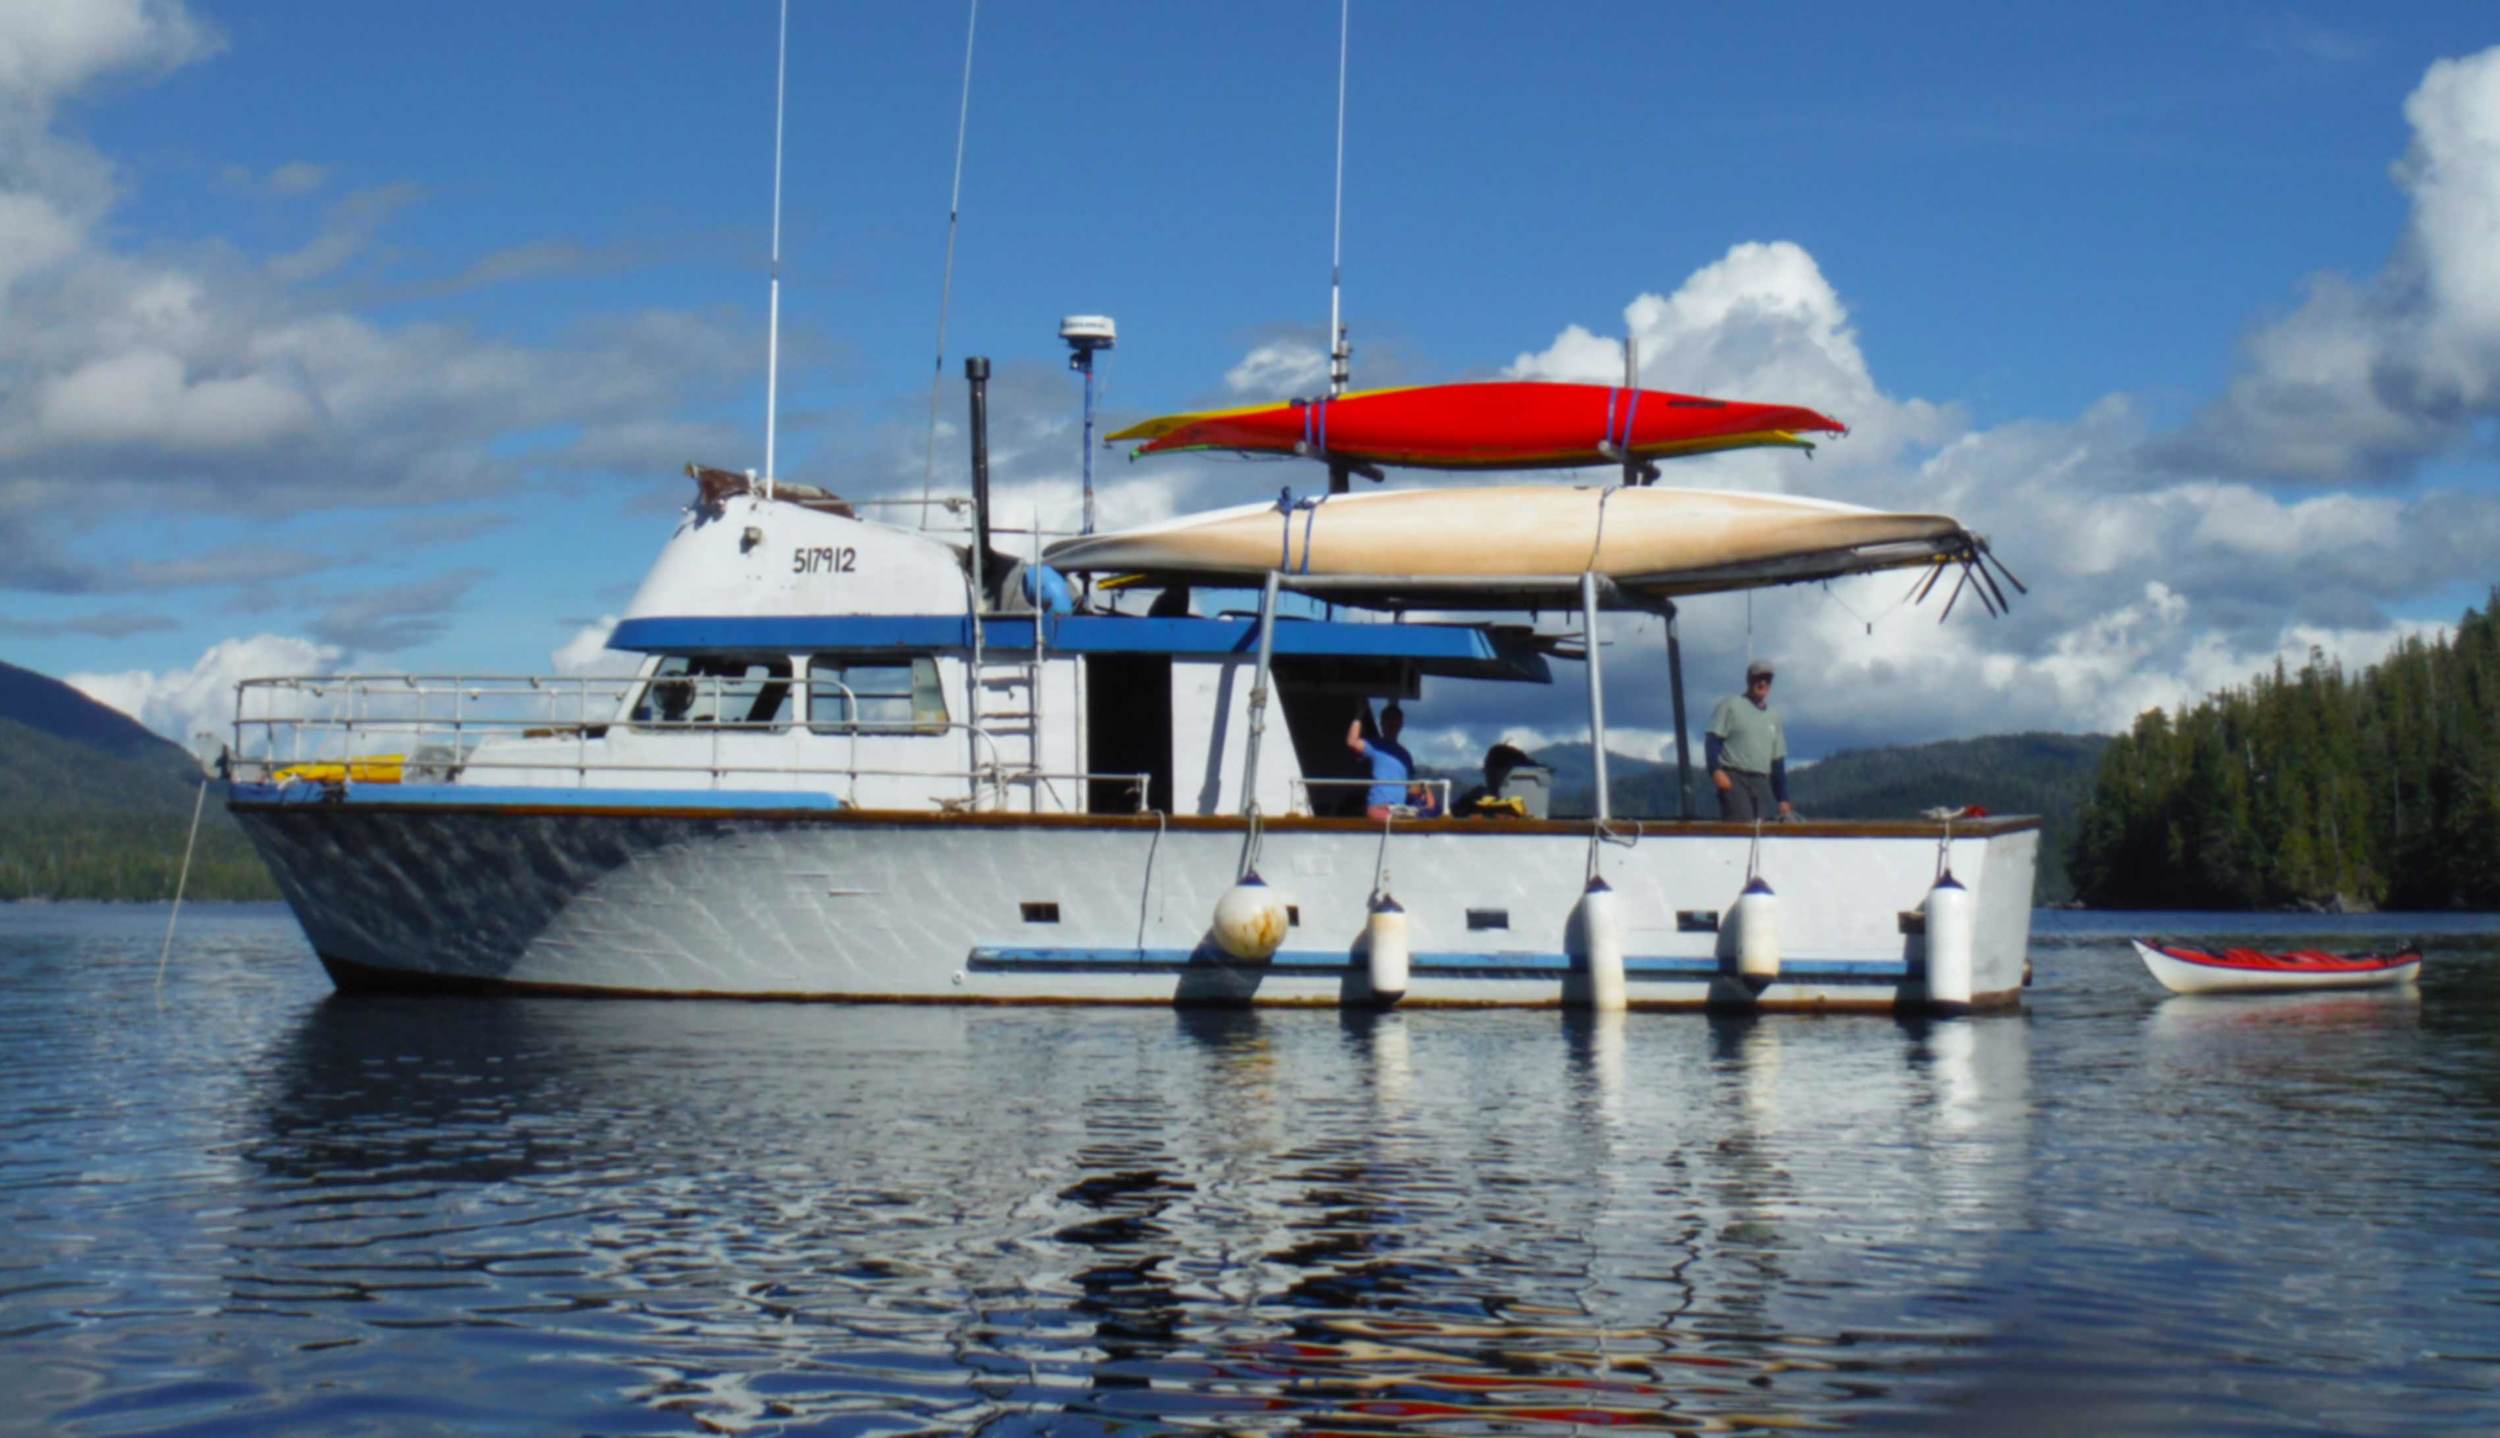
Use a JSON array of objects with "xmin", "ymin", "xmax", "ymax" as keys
[{"xmin": 155, "ymin": 776, "xmax": 209, "ymax": 1013}]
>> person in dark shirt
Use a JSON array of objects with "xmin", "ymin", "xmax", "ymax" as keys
[{"xmin": 1455, "ymin": 743, "xmax": 1533, "ymax": 817}]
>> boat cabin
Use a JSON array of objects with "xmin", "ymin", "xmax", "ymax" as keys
[{"xmin": 244, "ymin": 485, "xmax": 1560, "ymax": 818}]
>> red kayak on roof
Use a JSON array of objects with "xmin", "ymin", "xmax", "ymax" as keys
[{"xmin": 1106, "ymin": 381, "xmax": 1846, "ymax": 473}]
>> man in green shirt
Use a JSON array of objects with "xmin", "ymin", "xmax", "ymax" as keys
[{"xmin": 1706, "ymin": 659, "xmax": 1792, "ymax": 822}]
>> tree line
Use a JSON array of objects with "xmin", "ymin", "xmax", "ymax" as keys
[
  {"xmin": 2071, "ymin": 588, "xmax": 2500, "ymax": 910},
  {"xmin": 0, "ymin": 809, "xmax": 277, "ymax": 902}
]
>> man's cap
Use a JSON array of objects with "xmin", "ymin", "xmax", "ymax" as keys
[{"xmin": 1747, "ymin": 660, "xmax": 1776, "ymax": 681}]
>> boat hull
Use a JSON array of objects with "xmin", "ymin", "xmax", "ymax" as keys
[
  {"xmin": 2131, "ymin": 940, "xmax": 2422, "ymax": 996},
  {"xmin": 232, "ymin": 796, "xmax": 2038, "ymax": 1011}
]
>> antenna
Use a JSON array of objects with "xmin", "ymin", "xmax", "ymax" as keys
[
  {"xmin": 1327, "ymin": 0, "xmax": 1351, "ymax": 395},
  {"xmin": 759, "ymin": 0, "xmax": 788, "ymax": 500},
  {"xmin": 1622, "ymin": 332, "xmax": 1637, "ymax": 488},
  {"xmin": 1061, "ymin": 315, "xmax": 1116, "ymax": 535},
  {"xmin": 921, "ymin": 0, "xmax": 981, "ymax": 526}
]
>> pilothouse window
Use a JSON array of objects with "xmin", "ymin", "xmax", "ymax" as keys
[
  {"xmin": 631, "ymin": 655, "xmax": 793, "ymax": 728},
  {"xmin": 807, "ymin": 655, "xmax": 947, "ymax": 734}
]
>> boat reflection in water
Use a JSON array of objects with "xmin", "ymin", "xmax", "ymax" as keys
[
  {"xmin": 230, "ymin": 997, "xmax": 2035, "ymax": 1431},
  {"xmin": 2148, "ymin": 987, "xmax": 2423, "ymax": 1041}
]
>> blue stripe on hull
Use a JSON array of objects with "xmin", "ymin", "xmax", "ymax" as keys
[{"xmin": 967, "ymin": 946, "xmax": 1912, "ymax": 985}]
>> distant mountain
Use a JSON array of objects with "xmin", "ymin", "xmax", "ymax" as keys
[
  {"xmin": 0, "ymin": 658, "xmax": 182, "ymax": 764},
  {"xmin": 0, "ymin": 659, "xmax": 276, "ymax": 901},
  {"xmin": 1437, "ymin": 731, "xmax": 2108, "ymax": 902}
]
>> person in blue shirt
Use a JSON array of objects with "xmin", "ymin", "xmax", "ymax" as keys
[{"xmin": 1347, "ymin": 702, "xmax": 1439, "ymax": 819}]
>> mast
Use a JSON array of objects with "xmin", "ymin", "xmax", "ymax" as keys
[
  {"xmin": 921, "ymin": 0, "xmax": 981, "ymax": 526},
  {"xmin": 1327, "ymin": 0, "xmax": 1351, "ymax": 396},
  {"xmin": 1621, "ymin": 334, "xmax": 1637, "ymax": 489},
  {"xmin": 1323, "ymin": 0, "xmax": 1354, "ymax": 495},
  {"xmin": 762, "ymin": 0, "xmax": 788, "ymax": 499}
]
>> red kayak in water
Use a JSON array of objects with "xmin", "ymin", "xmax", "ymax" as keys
[
  {"xmin": 1108, "ymin": 381, "xmax": 1846, "ymax": 473},
  {"xmin": 2131, "ymin": 938, "xmax": 2424, "ymax": 995}
]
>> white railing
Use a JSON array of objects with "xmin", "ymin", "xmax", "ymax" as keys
[
  {"xmin": 229, "ymin": 675, "xmax": 1149, "ymax": 811},
  {"xmin": 1289, "ymin": 775, "xmax": 1453, "ymax": 817}
]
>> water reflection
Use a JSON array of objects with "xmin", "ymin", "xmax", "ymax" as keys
[
  {"xmin": 181, "ymin": 974, "xmax": 2059, "ymax": 1431},
  {"xmin": 2148, "ymin": 987, "xmax": 2422, "ymax": 1043},
  {"xmin": 32, "ymin": 909, "xmax": 2500, "ymax": 1434}
]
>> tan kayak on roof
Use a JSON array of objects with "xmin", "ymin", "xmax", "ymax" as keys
[{"xmin": 1044, "ymin": 485, "xmax": 1983, "ymax": 601}]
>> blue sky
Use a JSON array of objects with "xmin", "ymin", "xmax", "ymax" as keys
[{"xmin": 10, "ymin": 2, "xmax": 2500, "ymax": 762}]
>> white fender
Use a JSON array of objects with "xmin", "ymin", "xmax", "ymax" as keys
[
  {"xmin": 1212, "ymin": 871, "xmax": 1290, "ymax": 960},
  {"xmin": 1734, "ymin": 876, "xmax": 1781, "ymax": 982},
  {"xmin": 1364, "ymin": 894, "xmax": 1409, "ymax": 1003},
  {"xmin": 1572, "ymin": 877, "xmax": 1626, "ymax": 1012},
  {"xmin": 1924, "ymin": 871, "xmax": 1975, "ymax": 1010}
]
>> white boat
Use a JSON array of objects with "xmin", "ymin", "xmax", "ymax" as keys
[
  {"xmin": 2130, "ymin": 938, "xmax": 2423, "ymax": 996},
  {"xmin": 226, "ymin": 377, "xmax": 2039, "ymax": 1011}
]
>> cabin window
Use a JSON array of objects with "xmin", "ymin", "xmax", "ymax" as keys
[
  {"xmin": 630, "ymin": 655, "xmax": 793, "ymax": 728},
  {"xmin": 807, "ymin": 655, "xmax": 947, "ymax": 734}
]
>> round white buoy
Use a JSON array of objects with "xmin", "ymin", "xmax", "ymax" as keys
[
  {"xmin": 1734, "ymin": 875, "xmax": 1781, "ymax": 982},
  {"xmin": 1211, "ymin": 871, "xmax": 1290, "ymax": 960},
  {"xmin": 1573, "ymin": 877, "xmax": 1626, "ymax": 1011},
  {"xmin": 1924, "ymin": 871, "xmax": 1975, "ymax": 1010},
  {"xmin": 1364, "ymin": 893, "xmax": 1409, "ymax": 1004}
]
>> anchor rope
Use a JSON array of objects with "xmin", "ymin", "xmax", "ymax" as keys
[
  {"xmin": 154, "ymin": 775, "xmax": 209, "ymax": 1013},
  {"xmin": 1134, "ymin": 809, "xmax": 1166, "ymax": 950},
  {"xmin": 1371, "ymin": 810, "xmax": 1394, "ymax": 902}
]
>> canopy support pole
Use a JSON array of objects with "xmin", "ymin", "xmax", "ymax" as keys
[
  {"xmin": 1665, "ymin": 602, "xmax": 1693, "ymax": 818},
  {"xmin": 1241, "ymin": 569, "xmax": 1283, "ymax": 816},
  {"xmin": 1621, "ymin": 331, "xmax": 1639, "ymax": 488},
  {"xmin": 1582, "ymin": 570, "xmax": 1610, "ymax": 823}
]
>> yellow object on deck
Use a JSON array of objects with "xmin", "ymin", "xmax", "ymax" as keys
[{"xmin": 271, "ymin": 755, "xmax": 407, "ymax": 785}]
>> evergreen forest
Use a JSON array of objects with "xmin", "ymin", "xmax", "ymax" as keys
[
  {"xmin": 0, "ymin": 660, "xmax": 278, "ymax": 903},
  {"xmin": 2070, "ymin": 589, "xmax": 2500, "ymax": 910}
]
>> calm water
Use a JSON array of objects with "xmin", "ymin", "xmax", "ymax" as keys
[{"xmin": 4, "ymin": 905, "xmax": 2499, "ymax": 1436}]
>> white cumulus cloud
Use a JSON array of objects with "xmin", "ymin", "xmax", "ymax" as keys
[
  {"xmin": 551, "ymin": 615, "xmax": 641, "ymax": 677},
  {"xmin": 1508, "ymin": 240, "xmax": 1961, "ymax": 476},
  {"xmin": 71, "ymin": 633, "xmax": 342, "ymax": 750},
  {"xmin": 2165, "ymin": 44, "xmax": 2500, "ymax": 482},
  {"xmin": 1226, "ymin": 337, "xmax": 1331, "ymax": 397}
]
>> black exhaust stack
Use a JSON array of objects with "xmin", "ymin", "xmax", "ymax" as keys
[{"xmin": 964, "ymin": 356, "xmax": 1008, "ymax": 604}]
